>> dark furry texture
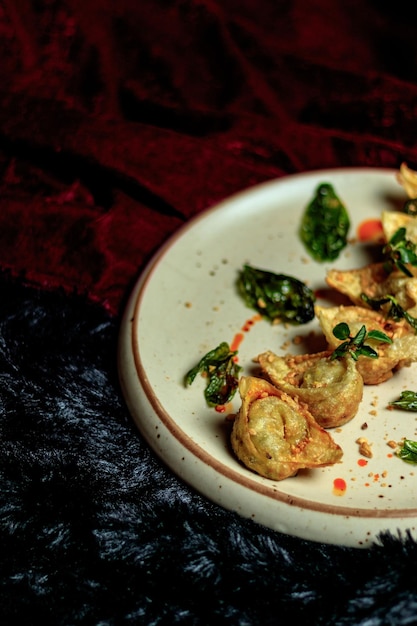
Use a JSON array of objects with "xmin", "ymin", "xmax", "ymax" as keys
[{"xmin": 1, "ymin": 273, "xmax": 417, "ymax": 625}]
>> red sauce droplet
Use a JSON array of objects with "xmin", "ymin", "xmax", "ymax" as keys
[
  {"xmin": 357, "ymin": 219, "xmax": 384, "ymax": 242},
  {"xmin": 333, "ymin": 478, "xmax": 347, "ymax": 496},
  {"xmin": 357, "ymin": 458, "xmax": 368, "ymax": 467},
  {"xmin": 215, "ymin": 405, "xmax": 226, "ymax": 413}
]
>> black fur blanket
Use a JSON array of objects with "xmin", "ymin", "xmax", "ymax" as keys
[{"xmin": 2, "ymin": 273, "xmax": 417, "ymax": 625}]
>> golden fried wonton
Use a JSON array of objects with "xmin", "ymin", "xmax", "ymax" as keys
[
  {"xmin": 326, "ymin": 263, "xmax": 417, "ymax": 317},
  {"xmin": 256, "ymin": 350, "xmax": 363, "ymax": 428},
  {"xmin": 231, "ymin": 376, "xmax": 343, "ymax": 481},
  {"xmin": 381, "ymin": 210, "xmax": 417, "ymax": 245},
  {"xmin": 397, "ymin": 162, "xmax": 417, "ymax": 200}
]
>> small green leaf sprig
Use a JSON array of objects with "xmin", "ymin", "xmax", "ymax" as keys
[
  {"xmin": 361, "ymin": 293, "xmax": 417, "ymax": 333},
  {"xmin": 383, "ymin": 227, "xmax": 417, "ymax": 277},
  {"xmin": 185, "ymin": 342, "xmax": 241, "ymax": 407},
  {"xmin": 403, "ymin": 198, "xmax": 417, "ymax": 216},
  {"xmin": 330, "ymin": 322, "xmax": 392, "ymax": 361}
]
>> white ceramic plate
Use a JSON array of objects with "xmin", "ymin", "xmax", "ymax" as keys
[{"xmin": 118, "ymin": 168, "xmax": 417, "ymax": 548}]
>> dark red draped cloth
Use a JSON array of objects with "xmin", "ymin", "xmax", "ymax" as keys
[
  {"xmin": 2, "ymin": 0, "xmax": 417, "ymax": 314},
  {"xmin": 2, "ymin": 2, "xmax": 417, "ymax": 624}
]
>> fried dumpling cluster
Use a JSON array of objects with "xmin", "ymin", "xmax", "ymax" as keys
[
  {"xmin": 256, "ymin": 350, "xmax": 363, "ymax": 428},
  {"xmin": 316, "ymin": 304, "xmax": 417, "ymax": 384},
  {"xmin": 326, "ymin": 165, "xmax": 417, "ymax": 318},
  {"xmin": 230, "ymin": 163, "xmax": 417, "ymax": 481},
  {"xmin": 231, "ymin": 376, "xmax": 343, "ymax": 481},
  {"xmin": 322, "ymin": 166, "xmax": 417, "ymax": 386}
]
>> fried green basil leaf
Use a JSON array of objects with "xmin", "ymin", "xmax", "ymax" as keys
[
  {"xmin": 237, "ymin": 264, "xmax": 315, "ymax": 324},
  {"xmin": 390, "ymin": 390, "xmax": 417, "ymax": 411},
  {"xmin": 185, "ymin": 342, "xmax": 241, "ymax": 406},
  {"xmin": 300, "ymin": 183, "xmax": 350, "ymax": 262},
  {"xmin": 397, "ymin": 439, "xmax": 417, "ymax": 464}
]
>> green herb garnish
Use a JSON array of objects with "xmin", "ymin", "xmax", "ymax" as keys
[
  {"xmin": 185, "ymin": 342, "xmax": 241, "ymax": 406},
  {"xmin": 361, "ymin": 293, "xmax": 417, "ymax": 333},
  {"xmin": 237, "ymin": 264, "xmax": 315, "ymax": 325},
  {"xmin": 382, "ymin": 227, "xmax": 417, "ymax": 276},
  {"xmin": 404, "ymin": 198, "xmax": 417, "ymax": 216},
  {"xmin": 389, "ymin": 390, "xmax": 417, "ymax": 411},
  {"xmin": 300, "ymin": 183, "xmax": 350, "ymax": 262},
  {"xmin": 330, "ymin": 322, "xmax": 392, "ymax": 361},
  {"xmin": 397, "ymin": 439, "xmax": 417, "ymax": 464}
]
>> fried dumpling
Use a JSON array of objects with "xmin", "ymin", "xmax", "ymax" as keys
[
  {"xmin": 255, "ymin": 350, "xmax": 363, "ymax": 428},
  {"xmin": 316, "ymin": 304, "xmax": 417, "ymax": 384},
  {"xmin": 397, "ymin": 162, "xmax": 417, "ymax": 199},
  {"xmin": 381, "ymin": 209, "xmax": 417, "ymax": 245},
  {"xmin": 326, "ymin": 263, "xmax": 388, "ymax": 306},
  {"xmin": 326, "ymin": 263, "xmax": 417, "ymax": 317},
  {"xmin": 231, "ymin": 376, "xmax": 343, "ymax": 481},
  {"xmin": 381, "ymin": 210, "xmax": 417, "ymax": 242}
]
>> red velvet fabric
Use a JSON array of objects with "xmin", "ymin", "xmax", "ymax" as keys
[{"xmin": 1, "ymin": 1, "xmax": 416, "ymax": 314}]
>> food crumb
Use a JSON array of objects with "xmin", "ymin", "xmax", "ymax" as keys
[
  {"xmin": 356, "ymin": 437, "xmax": 373, "ymax": 458},
  {"xmin": 387, "ymin": 440, "xmax": 397, "ymax": 449}
]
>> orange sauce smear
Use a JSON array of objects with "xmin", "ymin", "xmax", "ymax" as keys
[{"xmin": 357, "ymin": 219, "xmax": 384, "ymax": 243}]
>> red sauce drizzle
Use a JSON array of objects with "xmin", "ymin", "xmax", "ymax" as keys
[
  {"xmin": 230, "ymin": 333, "xmax": 244, "ymax": 352},
  {"xmin": 230, "ymin": 314, "xmax": 262, "ymax": 353}
]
